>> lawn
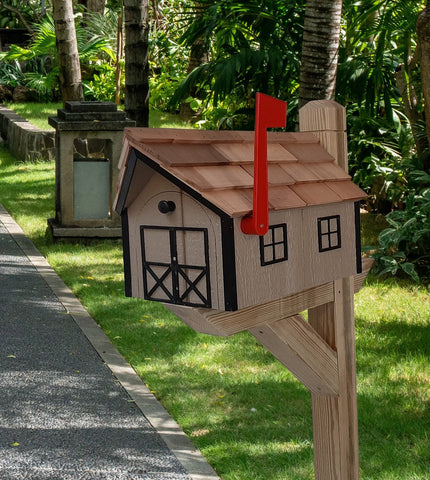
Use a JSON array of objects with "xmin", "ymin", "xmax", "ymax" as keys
[
  {"xmin": 0, "ymin": 113, "xmax": 429, "ymax": 479},
  {"xmin": 3, "ymin": 102, "xmax": 193, "ymax": 130}
]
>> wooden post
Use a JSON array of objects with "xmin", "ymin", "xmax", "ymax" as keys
[
  {"xmin": 308, "ymin": 278, "xmax": 359, "ymax": 480},
  {"xmin": 301, "ymin": 101, "xmax": 360, "ymax": 480},
  {"xmin": 299, "ymin": 100, "xmax": 347, "ymax": 171}
]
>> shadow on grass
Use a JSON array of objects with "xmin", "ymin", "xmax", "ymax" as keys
[{"xmin": 1, "ymin": 146, "xmax": 429, "ymax": 480}]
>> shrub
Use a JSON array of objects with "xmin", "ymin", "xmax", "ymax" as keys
[
  {"xmin": 372, "ymin": 171, "xmax": 430, "ymax": 282},
  {"xmin": 84, "ymin": 64, "xmax": 123, "ymax": 103}
]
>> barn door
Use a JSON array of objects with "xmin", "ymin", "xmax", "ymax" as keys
[{"xmin": 140, "ymin": 226, "xmax": 211, "ymax": 308}]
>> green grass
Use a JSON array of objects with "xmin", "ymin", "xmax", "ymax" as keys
[
  {"xmin": 3, "ymin": 102, "xmax": 193, "ymax": 130},
  {"xmin": 1, "ymin": 141, "xmax": 429, "ymax": 479},
  {"xmin": 3, "ymin": 102, "xmax": 63, "ymax": 130}
]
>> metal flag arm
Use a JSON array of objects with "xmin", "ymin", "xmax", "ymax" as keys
[{"xmin": 241, "ymin": 93, "xmax": 287, "ymax": 236}]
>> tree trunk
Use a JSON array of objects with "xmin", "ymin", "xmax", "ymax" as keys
[
  {"xmin": 124, "ymin": 0, "xmax": 150, "ymax": 127},
  {"xmin": 394, "ymin": 49, "xmax": 428, "ymax": 158},
  {"xmin": 115, "ymin": 9, "xmax": 124, "ymax": 106},
  {"xmin": 417, "ymin": 5, "xmax": 430, "ymax": 171},
  {"xmin": 178, "ymin": 2, "xmax": 208, "ymax": 119},
  {"xmin": 180, "ymin": 35, "xmax": 209, "ymax": 119},
  {"xmin": 52, "ymin": 0, "xmax": 84, "ymax": 104},
  {"xmin": 298, "ymin": 0, "xmax": 343, "ymax": 108},
  {"xmin": 78, "ymin": 0, "xmax": 106, "ymax": 14},
  {"xmin": 88, "ymin": 0, "xmax": 106, "ymax": 14}
]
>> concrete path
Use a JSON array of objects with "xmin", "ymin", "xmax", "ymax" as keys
[{"xmin": 0, "ymin": 204, "xmax": 219, "ymax": 480}]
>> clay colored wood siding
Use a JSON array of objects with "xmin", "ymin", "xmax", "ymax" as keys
[
  {"xmin": 234, "ymin": 202, "xmax": 357, "ymax": 309},
  {"xmin": 126, "ymin": 173, "xmax": 225, "ymax": 310}
]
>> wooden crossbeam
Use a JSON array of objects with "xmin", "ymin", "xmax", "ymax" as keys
[
  {"xmin": 165, "ymin": 258, "xmax": 373, "ymax": 337},
  {"xmin": 205, "ymin": 282, "xmax": 334, "ymax": 335}
]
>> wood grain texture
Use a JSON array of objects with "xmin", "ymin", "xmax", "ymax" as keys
[
  {"xmin": 164, "ymin": 244, "xmax": 372, "ymax": 336},
  {"xmin": 310, "ymin": 131, "xmax": 348, "ymax": 171},
  {"xmin": 249, "ymin": 314, "xmax": 339, "ymax": 396},
  {"xmin": 326, "ymin": 181, "xmax": 366, "ymax": 201},
  {"xmin": 299, "ymin": 100, "xmax": 347, "ymax": 132},
  {"xmin": 203, "ymin": 281, "xmax": 335, "ymax": 335},
  {"xmin": 299, "ymin": 101, "xmax": 348, "ymax": 172},
  {"xmin": 311, "ymin": 396, "xmax": 341, "ymax": 479},
  {"xmin": 308, "ymin": 276, "xmax": 359, "ymax": 480},
  {"xmin": 282, "ymin": 143, "xmax": 335, "ymax": 163},
  {"xmin": 290, "ymin": 183, "xmax": 343, "ymax": 205},
  {"xmin": 163, "ymin": 303, "xmax": 227, "ymax": 336},
  {"xmin": 354, "ymin": 257, "xmax": 374, "ymax": 292},
  {"xmin": 280, "ymin": 163, "xmax": 321, "ymax": 183}
]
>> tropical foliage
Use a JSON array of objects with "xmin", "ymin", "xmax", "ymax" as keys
[
  {"xmin": 1, "ymin": 12, "xmax": 115, "ymax": 101},
  {"xmin": 170, "ymin": 0, "xmax": 305, "ymax": 129},
  {"xmin": 0, "ymin": 0, "xmax": 429, "ymax": 280},
  {"xmin": 0, "ymin": 0, "xmax": 43, "ymax": 30}
]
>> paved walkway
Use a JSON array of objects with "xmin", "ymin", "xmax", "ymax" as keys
[{"xmin": 0, "ymin": 204, "xmax": 219, "ymax": 480}]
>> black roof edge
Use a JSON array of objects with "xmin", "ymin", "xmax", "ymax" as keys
[
  {"xmin": 114, "ymin": 150, "xmax": 138, "ymax": 215},
  {"xmin": 130, "ymin": 148, "xmax": 231, "ymax": 220}
]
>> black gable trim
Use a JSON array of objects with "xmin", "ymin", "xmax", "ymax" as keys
[
  {"xmin": 121, "ymin": 209, "xmax": 133, "ymax": 297},
  {"xmin": 221, "ymin": 217, "xmax": 238, "ymax": 311},
  {"xmin": 132, "ymin": 148, "xmax": 230, "ymax": 220},
  {"xmin": 115, "ymin": 150, "xmax": 138, "ymax": 214},
  {"xmin": 354, "ymin": 201, "xmax": 363, "ymax": 274}
]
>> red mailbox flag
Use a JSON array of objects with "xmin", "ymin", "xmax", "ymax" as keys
[{"xmin": 241, "ymin": 93, "xmax": 287, "ymax": 236}]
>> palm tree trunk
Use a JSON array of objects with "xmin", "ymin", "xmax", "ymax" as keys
[
  {"xmin": 417, "ymin": 5, "xmax": 430, "ymax": 171},
  {"xmin": 87, "ymin": 0, "xmax": 106, "ymax": 14},
  {"xmin": 115, "ymin": 9, "xmax": 124, "ymax": 106},
  {"xmin": 124, "ymin": 0, "xmax": 150, "ymax": 127},
  {"xmin": 78, "ymin": 0, "xmax": 106, "ymax": 14},
  {"xmin": 394, "ymin": 48, "xmax": 428, "ymax": 158},
  {"xmin": 52, "ymin": 0, "xmax": 84, "ymax": 104},
  {"xmin": 298, "ymin": 0, "xmax": 343, "ymax": 108},
  {"xmin": 180, "ymin": 35, "xmax": 209, "ymax": 119}
]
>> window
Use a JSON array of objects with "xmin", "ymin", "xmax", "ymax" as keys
[
  {"xmin": 260, "ymin": 224, "xmax": 288, "ymax": 266},
  {"xmin": 317, "ymin": 215, "xmax": 341, "ymax": 252}
]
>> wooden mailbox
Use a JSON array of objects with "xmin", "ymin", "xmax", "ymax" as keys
[{"xmin": 114, "ymin": 99, "xmax": 370, "ymax": 480}]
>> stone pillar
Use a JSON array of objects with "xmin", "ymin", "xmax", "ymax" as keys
[{"xmin": 48, "ymin": 101, "xmax": 135, "ymax": 238}]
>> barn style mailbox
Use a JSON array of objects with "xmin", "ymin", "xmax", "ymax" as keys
[
  {"xmin": 114, "ymin": 97, "xmax": 371, "ymax": 480},
  {"xmin": 48, "ymin": 101, "xmax": 135, "ymax": 238}
]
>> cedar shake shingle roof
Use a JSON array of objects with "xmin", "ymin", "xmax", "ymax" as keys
[{"xmin": 115, "ymin": 128, "xmax": 366, "ymax": 217}]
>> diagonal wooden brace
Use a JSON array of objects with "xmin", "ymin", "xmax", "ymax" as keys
[
  {"xmin": 250, "ymin": 276, "xmax": 359, "ymax": 480},
  {"xmin": 249, "ymin": 314, "xmax": 339, "ymax": 396}
]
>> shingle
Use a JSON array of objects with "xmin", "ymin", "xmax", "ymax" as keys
[
  {"xmin": 150, "ymin": 144, "xmax": 230, "ymax": 166},
  {"xmin": 212, "ymin": 143, "xmax": 254, "ymax": 164},
  {"xmin": 124, "ymin": 127, "xmax": 241, "ymax": 144},
  {"xmin": 212, "ymin": 142, "xmax": 298, "ymax": 163},
  {"xmin": 241, "ymin": 164, "xmax": 296, "ymax": 185},
  {"xmin": 169, "ymin": 165, "xmax": 254, "ymax": 190},
  {"xmin": 290, "ymin": 183, "xmax": 343, "ymax": 205},
  {"xmin": 203, "ymin": 189, "xmax": 253, "ymax": 216},
  {"xmin": 268, "ymin": 186, "xmax": 307, "ymax": 210},
  {"xmin": 118, "ymin": 128, "xmax": 367, "ymax": 217},
  {"xmin": 279, "ymin": 163, "xmax": 321, "ymax": 183},
  {"xmin": 326, "ymin": 180, "xmax": 367, "ymax": 201},
  {"xmin": 268, "ymin": 131, "xmax": 318, "ymax": 143},
  {"xmin": 282, "ymin": 143, "xmax": 335, "ymax": 163},
  {"xmin": 307, "ymin": 162, "xmax": 351, "ymax": 181}
]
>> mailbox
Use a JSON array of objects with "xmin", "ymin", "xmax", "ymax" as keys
[
  {"xmin": 114, "ymin": 106, "xmax": 365, "ymax": 314},
  {"xmin": 114, "ymin": 98, "xmax": 371, "ymax": 480}
]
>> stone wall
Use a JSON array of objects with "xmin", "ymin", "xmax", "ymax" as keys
[{"xmin": 0, "ymin": 105, "xmax": 55, "ymax": 162}]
